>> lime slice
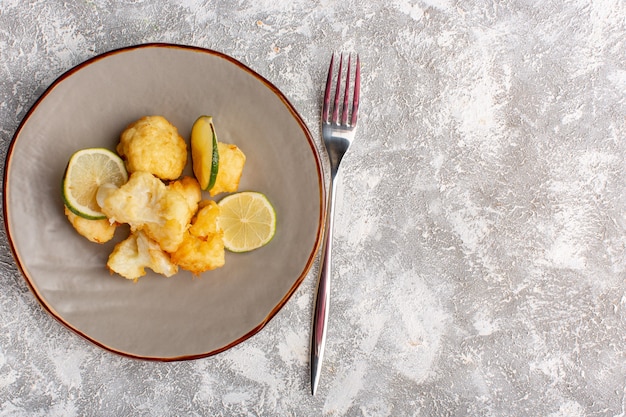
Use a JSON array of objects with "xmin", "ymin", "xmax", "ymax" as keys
[
  {"xmin": 217, "ymin": 192, "xmax": 276, "ymax": 252},
  {"xmin": 191, "ymin": 115, "xmax": 219, "ymax": 191},
  {"xmin": 62, "ymin": 148, "xmax": 128, "ymax": 220}
]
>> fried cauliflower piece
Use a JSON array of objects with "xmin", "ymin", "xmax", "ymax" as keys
[
  {"xmin": 142, "ymin": 177, "xmax": 201, "ymax": 253},
  {"xmin": 168, "ymin": 175, "xmax": 202, "ymax": 210},
  {"xmin": 209, "ymin": 142, "xmax": 246, "ymax": 197},
  {"xmin": 64, "ymin": 206, "xmax": 117, "ymax": 243},
  {"xmin": 107, "ymin": 230, "xmax": 178, "ymax": 280},
  {"xmin": 97, "ymin": 171, "xmax": 201, "ymax": 252},
  {"xmin": 170, "ymin": 201, "xmax": 225, "ymax": 275},
  {"xmin": 118, "ymin": 116, "xmax": 187, "ymax": 180}
]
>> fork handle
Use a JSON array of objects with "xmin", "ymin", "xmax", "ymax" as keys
[{"xmin": 310, "ymin": 177, "xmax": 338, "ymax": 395}]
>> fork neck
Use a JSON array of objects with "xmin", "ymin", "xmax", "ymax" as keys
[
  {"xmin": 325, "ymin": 140, "xmax": 350, "ymax": 181},
  {"xmin": 328, "ymin": 162, "xmax": 341, "ymax": 181}
]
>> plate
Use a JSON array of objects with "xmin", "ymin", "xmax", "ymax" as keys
[{"xmin": 3, "ymin": 43, "xmax": 325, "ymax": 360}]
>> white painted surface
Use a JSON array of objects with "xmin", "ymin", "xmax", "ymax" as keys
[{"xmin": 1, "ymin": 1, "xmax": 625, "ymax": 415}]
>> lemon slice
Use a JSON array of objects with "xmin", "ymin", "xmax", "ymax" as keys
[
  {"xmin": 217, "ymin": 192, "xmax": 276, "ymax": 252},
  {"xmin": 62, "ymin": 148, "xmax": 128, "ymax": 220},
  {"xmin": 191, "ymin": 115, "xmax": 219, "ymax": 191}
]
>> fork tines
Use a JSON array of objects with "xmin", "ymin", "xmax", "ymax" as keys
[{"xmin": 322, "ymin": 53, "xmax": 361, "ymax": 128}]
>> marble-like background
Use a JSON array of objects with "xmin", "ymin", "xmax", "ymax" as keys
[{"xmin": 1, "ymin": 1, "xmax": 625, "ymax": 416}]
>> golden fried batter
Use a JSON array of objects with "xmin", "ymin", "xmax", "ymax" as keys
[
  {"xmin": 64, "ymin": 206, "xmax": 117, "ymax": 243},
  {"xmin": 118, "ymin": 116, "xmax": 187, "ymax": 180},
  {"xmin": 97, "ymin": 172, "xmax": 201, "ymax": 253},
  {"xmin": 170, "ymin": 201, "xmax": 225, "ymax": 275},
  {"xmin": 107, "ymin": 230, "xmax": 178, "ymax": 280},
  {"xmin": 209, "ymin": 142, "xmax": 246, "ymax": 197},
  {"xmin": 168, "ymin": 175, "xmax": 202, "ymax": 211}
]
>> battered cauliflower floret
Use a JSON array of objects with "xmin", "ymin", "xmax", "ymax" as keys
[
  {"xmin": 118, "ymin": 116, "xmax": 187, "ymax": 180},
  {"xmin": 209, "ymin": 142, "xmax": 246, "ymax": 197},
  {"xmin": 64, "ymin": 206, "xmax": 117, "ymax": 243},
  {"xmin": 107, "ymin": 230, "xmax": 178, "ymax": 280},
  {"xmin": 189, "ymin": 200, "xmax": 221, "ymax": 236},
  {"xmin": 170, "ymin": 201, "xmax": 225, "ymax": 275},
  {"xmin": 97, "ymin": 171, "xmax": 201, "ymax": 252},
  {"xmin": 168, "ymin": 175, "xmax": 202, "ymax": 210},
  {"xmin": 142, "ymin": 177, "xmax": 201, "ymax": 253}
]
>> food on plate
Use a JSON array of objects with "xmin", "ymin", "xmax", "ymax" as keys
[
  {"xmin": 191, "ymin": 114, "xmax": 246, "ymax": 196},
  {"xmin": 191, "ymin": 115, "xmax": 219, "ymax": 191},
  {"xmin": 62, "ymin": 114, "xmax": 274, "ymax": 281},
  {"xmin": 62, "ymin": 147, "xmax": 128, "ymax": 220},
  {"xmin": 169, "ymin": 175, "xmax": 204, "ymax": 210},
  {"xmin": 170, "ymin": 201, "xmax": 225, "ymax": 274},
  {"xmin": 117, "ymin": 115, "xmax": 187, "ymax": 180},
  {"xmin": 210, "ymin": 142, "xmax": 246, "ymax": 197},
  {"xmin": 97, "ymin": 171, "xmax": 201, "ymax": 253},
  {"xmin": 64, "ymin": 206, "xmax": 117, "ymax": 243},
  {"xmin": 107, "ymin": 230, "xmax": 178, "ymax": 280},
  {"xmin": 217, "ymin": 191, "xmax": 276, "ymax": 252}
]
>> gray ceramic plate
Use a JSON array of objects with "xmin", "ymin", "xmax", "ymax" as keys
[{"xmin": 4, "ymin": 44, "xmax": 325, "ymax": 360}]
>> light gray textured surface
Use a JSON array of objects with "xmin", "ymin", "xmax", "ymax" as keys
[{"xmin": 1, "ymin": 1, "xmax": 625, "ymax": 416}]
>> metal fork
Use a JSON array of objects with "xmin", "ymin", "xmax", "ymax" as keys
[{"xmin": 311, "ymin": 53, "xmax": 361, "ymax": 396}]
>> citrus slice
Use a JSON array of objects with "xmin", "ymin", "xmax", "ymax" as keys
[
  {"xmin": 217, "ymin": 192, "xmax": 276, "ymax": 252},
  {"xmin": 191, "ymin": 115, "xmax": 219, "ymax": 191},
  {"xmin": 62, "ymin": 148, "xmax": 128, "ymax": 220}
]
